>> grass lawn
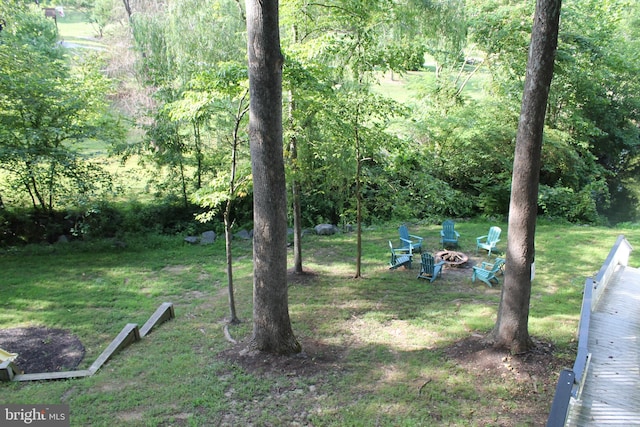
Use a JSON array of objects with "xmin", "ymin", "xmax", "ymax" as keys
[
  {"xmin": 1, "ymin": 220, "xmax": 639, "ymax": 425},
  {"xmin": 56, "ymin": 8, "xmax": 106, "ymax": 49}
]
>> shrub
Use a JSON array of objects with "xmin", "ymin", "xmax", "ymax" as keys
[{"xmin": 538, "ymin": 184, "xmax": 606, "ymax": 224}]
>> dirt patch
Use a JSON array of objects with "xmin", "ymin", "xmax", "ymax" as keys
[
  {"xmin": 0, "ymin": 327, "xmax": 85, "ymax": 374},
  {"xmin": 445, "ymin": 335, "xmax": 563, "ymax": 383},
  {"xmin": 218, "ymin": 337, "xmax": 344, "ymax": 378},
  {"xmin": 218, "ymin": 333, "xmax": 568, "ymax": 426},
  {"xmin": 287, "ymin": 268, "xmax": 320, "ymax": 286},
  {"xmin": 444, "ymin": 335, "xmax": 569, "ymax": 425}
]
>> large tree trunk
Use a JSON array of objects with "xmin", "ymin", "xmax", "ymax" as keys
[
  {"xmin": 491, "ymin": 0, "xmax": 562, "ymax": 353},
  {"xmin": 246, "ymin": 0, "xmax": 300, "ymax": 354}
]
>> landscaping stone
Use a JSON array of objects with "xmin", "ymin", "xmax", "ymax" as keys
[
  {"xmin": 200, "ymin": 231, "xmax": 216, "ymax": 244},
  {"xmin": 184, "ymin": 236, "xmax": 199, "ymax": 245},
  {"xmin": 314, "ymin": 224, "xmax": 339, "ymax": 235},
  {"xmin": 234, "ymin": 229, "xmax": 251, "ymax": 240}
]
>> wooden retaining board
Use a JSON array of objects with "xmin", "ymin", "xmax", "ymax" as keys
[
  {"xmin": 13, "ymin": 370, "xmax": 93, "ymax": 382},
  {"xmin": 1, "ymin": 302, "xmax": 174, "ymax": 382},
  {"xmin": 565, "ymin": 266, "xmax": 640, "ymax": 426},
  {"xmin": 140, "ymin": 302, "xmax": 175, "ymax": 337},
  {"xmin": 89, "ymin": 323, "xmax": 140, "ymax": 374},
  {"xmin": 0, "ymin": 360, "xmax": 21, "ymax": 381}
]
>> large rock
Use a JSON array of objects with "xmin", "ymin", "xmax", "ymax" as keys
[
  {"xmin": 234, "ymin": 229, "xmax": 252, "ymax": 240},
  {"xmin": 200, "ymin": 230, "xmax": 216, "ymax": 245},
  {"xmin": 315, "ymin": 224, "xmax": 339, "ymax": 236},
  {"xmin": 184, "ymin": 236, "xmax": 199, "ymax": 245}
]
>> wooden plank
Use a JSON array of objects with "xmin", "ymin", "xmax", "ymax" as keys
[
  {"xmin": 89, "ymin": 323, "xmax": 140, "ymax": 374},
  {"xmin": 566, "ymin": 266, "xmax": 640, "ymax": 426},
  {"xmin": 13, "ymin": 370, "xmax": 92, "ymax": 382},
  {"xmin": 4, "ymin": 304, "xmax": 175, "ymax": 382},
  {"xmin": 0, "ymin": 360, "xmax": 21, "ymax": 381},
  {"xmin": 140, "ymin": 302, "xmax": 175, "ymax": 337},
  {"xmin": 389, "ymin": 255, "xmax": 411, "ymax": 270}
]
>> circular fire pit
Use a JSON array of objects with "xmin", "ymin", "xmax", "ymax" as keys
[{"xmin": 435, "ymin": 250, "xmax": 469, "ymax": 267}]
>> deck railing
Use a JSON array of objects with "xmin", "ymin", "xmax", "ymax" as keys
[{"xmin": 546, "ymin": 235, "xmax": 633, "ymax": 427}]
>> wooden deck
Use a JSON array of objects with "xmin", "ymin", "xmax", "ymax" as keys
[{"xmin": 565, "ymin": 265, "xmax": 640, "ymax": 426}]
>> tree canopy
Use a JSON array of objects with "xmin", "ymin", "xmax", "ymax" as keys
[
  {"xmin": 0, "ymin": 4, "xmax": 124, "ymax": 214},
  {"xmin": 1, "ymin": 0, "xmax": 639, "ymax": 237}
]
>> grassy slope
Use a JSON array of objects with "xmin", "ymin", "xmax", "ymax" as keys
[
  {"xmin": 1, "ymin": 222, "xmax": 639, "ymax": 425},
  {"xmin": 2, "ymin": 15, "xmax": 630, "ymax": 426}
]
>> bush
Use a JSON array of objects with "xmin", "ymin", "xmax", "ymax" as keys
[
  {"xmin": 69, "ymin": 202, "xmax": 124, "ymax": 239},
  {"xmin": 538, "ymin": 184, "xmax": 605, "ymax": 224}
]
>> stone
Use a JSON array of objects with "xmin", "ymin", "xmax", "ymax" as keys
[
  {"xmin": 200, "ymin": 231, "xmax": 216, "ymax": 244},
  {"xmin": 184, "ymin": 236, "xmax": 198, "ymax": 245},
  {"xmin": 314, "ymin": 224, "xmax": 339, "ymax": 235},
  {"xmin": 234, "ymin": 229, "xmax": 251, "ymax": 240}
]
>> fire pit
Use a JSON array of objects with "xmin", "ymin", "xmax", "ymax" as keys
[{"xmin": 435, "ymin": 250, "xmax": 469, "ymax": 267}]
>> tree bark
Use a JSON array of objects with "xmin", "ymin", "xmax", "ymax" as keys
[
  {"xmin": 246, "ymin": 0, "xmax": 300, "ymax": 354},
  {"xmin": 491, "ymin": 0, "xmax": 562, "ymax": 353},
  {"xmin": 122, "ymin": 0, "xmax": 132, "ymax": 21}
]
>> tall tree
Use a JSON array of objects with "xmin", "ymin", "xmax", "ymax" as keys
[
  {"xmin": 491, "ymin": 0, "xmax": 562, "ymax": 353},
  {"xmin": 0, "ymin": 6, "xmax": 123, "ymax": 213},
  {"xmin": 284, "ymin": 0, "xmax": 408, "ymax": 278},
  {"xmin": 245, "ymin": 0, "xmax": 300, "ymax": 354}
]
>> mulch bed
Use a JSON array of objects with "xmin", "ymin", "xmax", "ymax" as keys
[{"xmin": 0, "ymin": 327, "xmax": 85, "ymax": 374}]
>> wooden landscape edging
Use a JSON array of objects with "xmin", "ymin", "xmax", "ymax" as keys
[{"xmin": 1, "ymin": 302, "xmax": 175, "ymax": 382}]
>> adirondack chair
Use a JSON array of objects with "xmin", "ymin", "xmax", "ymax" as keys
[
  {"xmin": 439, "ymin": 220, "xmax": 460, "ymax": 248},
  {"xmin": 476, "ymin": 226, "xmax": 501, "ymax": 256},
  {"xmin": 389, "ymin": 240, "xmax": 412, "ymax": 270},
  {"xmin": 399, "ymin": 225, "xmax": 423, "ymax": 253},
  {"xmin": 417, "ymin": 253, "xmax": 446, "ymax": 282},
  {"xmin": 471, "ymin": 257, "xmax": 505, "ymax": 287}
]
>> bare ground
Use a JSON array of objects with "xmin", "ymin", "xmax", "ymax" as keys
[{"xmin": 0, "ymin": 327, "xmax": 84, "ymax": 374}]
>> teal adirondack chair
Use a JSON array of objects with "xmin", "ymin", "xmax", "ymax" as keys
[
  {"xmin": 389, "ymin": 240, "xmax": 412, "ymax": 270},
  {"xmin": 417, "ymin": 253, "xmax": 446, "ymax": 282},
  {"xmin": 471, "ymin": 257, "xmax": 505, "ymax": 287},
  {"xmin": 440, "ymin": 220, "xmax": 460, "ymax": 248},
  {"xmin": 476, "ymin": 226, "xmax": 501, "ymax": 256},
  {"xmin": 399, "ymin": 225, "xmax": 423, "ymax": 253}
]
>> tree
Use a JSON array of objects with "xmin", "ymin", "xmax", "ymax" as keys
[
  {"xmin": 126, "ymin": 0, "xmax": 248, "ymax": 204},
  {"xmin": 189, "ymin": 65, "xmax": 251, "ymax": 326},
  {"xmin": 469, "ymin": 0, "xmax": 639, "ymax": 223},
  {"xmin": 0, "ymin": 6, "xmax": 124, "ymax": 213},
  {"xmin": 283, "ymin": 0, "xmax": 409, "ymax": 278},
  {"xmin": 245, "ymin": 0, "xmax": 300, "ymax": 354},
  {"xmin": 491, "ymin": 0, "xmax": 562, "ymax": 353}
]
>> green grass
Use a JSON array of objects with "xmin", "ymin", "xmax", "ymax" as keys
[
  {"xmin": 55, "ymin": 8, "xmax": 105, "ymax": 49},
  {"xmin": 373, "ymin": 63, "xmax": 492, "ymax": 104},
  {"xmin": 1, "ymin": 221, "xmax": 640, "ymax": 425}
]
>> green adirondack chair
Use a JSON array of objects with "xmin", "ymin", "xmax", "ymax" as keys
[
  {"xmin": 476, "ymin": 226, "xmax": 501, "ymax": 256},
  {"xmin": 389, "ymin": 240, "xmax": 412, "ymax": 270},
  {"xmin": 399, "ymin": 225, "xmax": 423, "ymax": 253},
  {"xmin": 417, "ymin": 253, "xmax": 446, "ymax": 282},
  {"xmin": 471, "ymin": 257, "xmax": 505, "ymax": 287},
  {"xmin": 440, "ymin": 220, "xmax": 460, "ymax": 248}
]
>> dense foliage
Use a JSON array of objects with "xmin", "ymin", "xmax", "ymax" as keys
[{"xmin": 0, "ymin": 0, "xmax": 638, "ymax": 244}]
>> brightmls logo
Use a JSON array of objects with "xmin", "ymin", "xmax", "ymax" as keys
[{"xmin": 1, "ymin": 405, "xmax": 69, "ymax": 426}]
